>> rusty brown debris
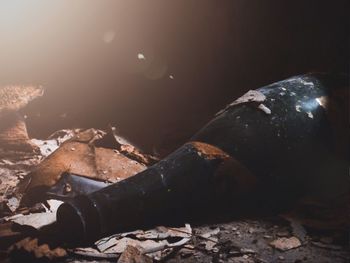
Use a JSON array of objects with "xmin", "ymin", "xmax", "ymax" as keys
[{"xmin": 0, "ymin": 85, "xmax": 44, "ymax": 153}]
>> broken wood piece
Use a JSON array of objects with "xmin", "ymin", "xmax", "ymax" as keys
[{"xmin": 71, "ymin": 247, "xmax": 117, "ymax": 259}]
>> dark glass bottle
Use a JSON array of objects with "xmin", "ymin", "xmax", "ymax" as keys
[{"xmin": 56, "ymin": 73, "xmax": 348, "ymax": 242}]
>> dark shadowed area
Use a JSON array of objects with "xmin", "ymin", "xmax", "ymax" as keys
[{"xmin": 0, "ymin": 0, "xmax": 348, "ymax": 154}]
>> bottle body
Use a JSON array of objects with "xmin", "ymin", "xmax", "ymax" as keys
[
  {"xmin": 193, "ymin": 74, "xmax": 348, "ymax": 197},
  {"xmin": 57, "ymin": 74, "xmax": 348, "ymax": 242}
]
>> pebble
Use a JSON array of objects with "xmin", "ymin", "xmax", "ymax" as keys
[
  {"xmin": 184, "ymin": 244, "xmax": 194, "ymax": 249},
  {"xmin": 270, "ymin": 237, "xmax": 301, "ymax": 251}
]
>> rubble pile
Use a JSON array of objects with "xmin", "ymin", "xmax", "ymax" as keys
[{"xmin": 0, "ymin": 76, "xmax": 349, "ymax": 263}]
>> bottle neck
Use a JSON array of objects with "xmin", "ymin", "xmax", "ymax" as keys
[{"xmin": 57, "ymin": 141, "xmax": 256, "ymax": 242}]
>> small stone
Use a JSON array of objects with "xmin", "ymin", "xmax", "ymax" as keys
[
  {"xmin": 278, "ymin": 256, "xmax": 285, "ymax": 260},
  {"xmin": 184, "ymin": 244, "xmax": 194, "ymax": 249},
  {"xmin": 270, "ymin": 237, "xmax": 301, "ymax": 251},
  {"xmin": 64, "ymin": 183, "xmax": 72, "ymax": 193},
  {"xmin": 7, "ymin": 197, "xmax": 20, "ymax": 212}
]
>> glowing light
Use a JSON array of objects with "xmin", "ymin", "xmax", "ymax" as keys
[
  {"xmin": 0, "ymin": 0, "xmax": 50, "ymax": 26},
  {"xmin": 315, "ymin": 96, "xmax": 328, "ymax": 108},
  {"xmin": 137, "ymin": 53, "xmax": 146, "ymax": 60}
]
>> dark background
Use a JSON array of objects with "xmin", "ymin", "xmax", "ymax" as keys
[{"xmin": 0, "ymin": 0, "xmax": 348, "ymax": 154}]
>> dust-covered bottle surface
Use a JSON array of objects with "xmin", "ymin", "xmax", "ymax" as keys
[{"xmin": 56, "ymin": 73, "xmax": 349, "ymax": 243}]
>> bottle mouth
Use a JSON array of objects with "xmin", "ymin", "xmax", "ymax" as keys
[{"xmin": 56, "ymin": 195, "xmax": 101, "ymax": 243}]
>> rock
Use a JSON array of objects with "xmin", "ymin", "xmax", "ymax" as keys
[{"xmin": 270, "ymin": 237, "xmax": 302, "ymax": 251}]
